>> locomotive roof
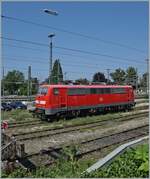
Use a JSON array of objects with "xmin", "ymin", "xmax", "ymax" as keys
[{"xmin": 40, "ymin": 84, "xmax": 132, "ymax": 88}]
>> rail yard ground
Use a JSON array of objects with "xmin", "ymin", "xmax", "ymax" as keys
[{"xmin": 1, "ymin": 98, "xmax": 149, "ymax": 178}]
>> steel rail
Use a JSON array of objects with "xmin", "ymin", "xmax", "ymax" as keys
[
  {"xmin": 84, "ymin": 135, "xmax": 149, "ymax": 173},
  {"xmin": 15, "ymin": 112, "xmax": 148, "ymax": 141},
  {"xmin": 8, "ymin": 119, "xmax": 39, "ymax": 125},
  {"xmin": 6, "ymin": 102, "xmax": 148, "ymax": 128},
  {"xmin": 23, "ymin": 125, "xmax": 148, "ymax": 169},
  {"xmin": 12, "ymin": 110, "xmax": 149, "ymax": 135},
  {"xmin": 8, "ymin": 120, "xmax": 43, "ymax": 128},
  {"xmin": 26, "ymin": 124, "xmax": 149, "ymax": 158},
  {"xmin": 77, "ymin": 125, "xmax": 148, "ymax": 155}
]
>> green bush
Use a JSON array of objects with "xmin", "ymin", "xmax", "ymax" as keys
[
  {"xmin": 2, "ymin": 144, "xmax": 149, "ymax": 178},
  {"xmin": 82, "ymin": 144, "xmax": 149, "ymax": 178}
]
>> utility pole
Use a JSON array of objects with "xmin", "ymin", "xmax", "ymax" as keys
[
  {"xmin": 48, "ymin": 33, "xmax": 55, "ymax": 84},
  {"xmin": 64, "ymin": 72, "xmax": 67, "ymax": 81},
  {"xmin": 28, "ymin": 66, "xmax": 31, "ymax": 100},
  {"xmin": 146, "ymin": 59, "xmax": 149, "ymax": 94},
  {"xmin": 106, "ymin": 69, "xmax": 111, "ymax": 84},
  {"xmin": 136, "ymin": 68, "xmax": 138, "ymax": 93},
  {"xmin": 57, "ymin": 60, "xmax": 60, "ymax": 83},
  {"xmin": 2, "ymin": 66, "xmax": 5, "ymax": 96}
]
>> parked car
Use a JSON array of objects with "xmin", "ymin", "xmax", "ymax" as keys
[
  {"xmin": 10, "ymin": 101, "xmax": 27, "ymax": 109},
  {"xmin": 1, "ymin": 102, "xmax": 12, "ymax": 111}
]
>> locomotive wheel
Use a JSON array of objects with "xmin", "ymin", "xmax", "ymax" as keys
[
  {"xmin": 47, "ymin": 114, "xmax": 57, "ymax": 122},
  {"xmin": 41, "ymin": 114, "xmax": 46, "ymax": 121},
  {"xmin": 47, "ymin": 117, "xmax": 52, "ymax": 122}
]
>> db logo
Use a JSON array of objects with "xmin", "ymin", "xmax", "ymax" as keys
[{"xmin": 99, "ymin": 97, "xmax": 103, "ymax": 102}]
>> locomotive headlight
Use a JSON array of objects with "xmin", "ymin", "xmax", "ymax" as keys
[
  {"xmin": 99, "ymin": 97, "xmax": 103, "ymax": 102},
  {"xmin": 40, "ymin": 101, "xmax": 46, "ymax": 105},
  {"xmin": 35, "ymin": 100, "xmax": 39, "ymax": 104}
]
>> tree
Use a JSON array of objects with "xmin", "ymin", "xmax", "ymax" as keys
[
  {"xmin": 125, "ymin": 67, "xmax": 137, "ymax": 86},
  {"xmin": 75, "ymin": 78, "xmax": 89, "ymax": 85},
  {"xmin": 110, "ymin": 68, "xmax": 126, "ymax": 85},
  {"xmin": 3, "ymin": 70, "xmax": 25, "ymax": 95},
  {"xmin": 51, "ymin": 59, "xmax": 63, "ymax": 84},
  {"xmin": 31, "ymin": 77, "xmax": 39, "ymax": 94},
  {"xmin": 139, "ymin": 73, "xmax": 147, "ymax": 89},
  {"xmin": 19, "ymin": 80, "xmax": 28, "ymax": 95},
  {"xmin": 92, "ymin": 72, "xmax": 106, "ymax": 83}
]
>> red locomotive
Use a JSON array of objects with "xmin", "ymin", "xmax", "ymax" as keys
[{"xmin": 34, "ymin": 84, "xmax": 135, "ymax": 121}]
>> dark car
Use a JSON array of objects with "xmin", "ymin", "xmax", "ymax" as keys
[
  {"xmin": 1, "ymin": 102, "xmax": 12, "ymax": 111},
  {"xmin": 10, "ymin": 101, "xmax": 27, "ymax": 110}
]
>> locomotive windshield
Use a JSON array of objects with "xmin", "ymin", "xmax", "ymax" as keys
[{"xmin": 38, "ymin": 87, "xmax": 48, "ymax": 95}]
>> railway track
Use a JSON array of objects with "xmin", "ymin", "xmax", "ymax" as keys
[
  {"xmin": 6, "ymin": 98, "xmax": 148, "ymax": 129},
  {"xmin": 13, "ymin": 111, "xmax": 148, "ymax": 141},
  {"xmin": 22, "ymin": 124, "xmax": 148, "ymax": 168},
  {"xmin": 77, "ymin": 125, "xmax": 148, "ymax": 157},
  {"xmin": 8, "ymin": 120, "xmax": 43, "ymax": 128}
]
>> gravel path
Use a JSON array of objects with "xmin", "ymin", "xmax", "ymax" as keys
[{"xmin": 24, "ymin": 116, "xmax": 148, "ymax": 154}]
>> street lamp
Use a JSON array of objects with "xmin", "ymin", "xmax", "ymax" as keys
[
  {"xmin": 43, "ymin": 9, "xmax": 58, "ymax": 16},
  {"xmin": 44, "ymin": 8, "xmax": 58, "ymax": 84},
  {"xmin": 48, "ymin": 33, "xmax": 55, "ymax": 84}
]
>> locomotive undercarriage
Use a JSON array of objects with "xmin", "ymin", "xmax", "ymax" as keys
[{"xmin": 33, "ymin": 103, "xmax": 135, "ymax": 121}]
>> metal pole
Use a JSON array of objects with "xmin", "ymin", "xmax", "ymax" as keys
[
  {"xmin": 49, "ymin": 39, "xmax": 52, "ymax": 84},
  {"xmin": 64, "ymin": 72, "xmax": 67, "ymax": 81},
  {"xmin": 28, "ymin": 66, "xmax": 31, "ymax": 100},
  {"xmin": 146, "ymin": 59, "xmax": 149, "ymax": 94},
  {"xmin": 58, "ymin": 60, "xmax": 60, "ymax": 83},
  {"xmin": 106, "ymin": 69, "xmax": 110, "ymax": 84},
  {"xmin": 136, "ymin": 68, "xmax": 138, "ymax": 93},
  {"xmin": 30, "ymin": 67, "xmax": 32, "ymax": 100},
  {"xmin": 48, "ymin": 33, "xmax": 55, "ymax": 84},
  {"xmin": 2, "ymin": 66, "xmax": 5, "ymax": 96}
]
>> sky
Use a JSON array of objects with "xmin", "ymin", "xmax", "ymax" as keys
[{"xmin": 2, "ymin": 1, "xmax": 149, "ymax": 82}]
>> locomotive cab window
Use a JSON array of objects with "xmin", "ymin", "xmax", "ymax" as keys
[
  {"xmin": 53, "ymin": 88, "xmax": 59, "ymax": 95},
  {"xmin": 38, "ymin": 87, "xmax": 48, "ymax": 95}
]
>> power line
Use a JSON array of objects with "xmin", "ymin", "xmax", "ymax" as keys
[
  {"xmin": 2, "ymin": 37, "xmax": 48, "ymax": 47},
  {"xmin": 2, "ymin": 15, "xmax": 146, "ymax": 54},
  {"xmin": 54, "ymin": 45, "xmax": 144, "ymax": 64},
  {"xmin": 1, "ymin": 36, "xmax": 144, "ymax": 64},
  {"xmin": 4, "ymin": 57, "xmax": 104, "ymax": 70},
  {"xmin": 3, "ymin": 44, "xmax": 144, "ymax": 65},
  {"xmin": 2, "ymin": 43, "xmax": 46, "ymax": 52},
  {"xmin": 3, "ymin": 56, "xmax": 145, "ymax": 72},
  {"xmin": 4, "ymin": 67, "xmax": 95, "ymax": 77}
]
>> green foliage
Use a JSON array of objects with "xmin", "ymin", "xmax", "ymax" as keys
[
  {"xmin": 3, "ymin": 70, "xmax": 25, "ymax": 95},
  {"xmin": 83, "ymin": 144, "xmax": 149, "ymax": 178},
  {"xmin": 2, "ymin": 70, "xmax": 39, "ymax": 95},
  {"xmin": 62, "ymin": 145, "xmax": 79, "ymax": 174},
  {"xmin": 51, "ymin": 59, "xmax": 63, "ymax": 84},
  {"xmin": 93, "ymin": 72, "xmax": 106, "ymax": 83},
  {"xmin": 125, "ymin": 66, "xmax": 137, "ymax": 86},
  {"xmin": 18, "ymin": 81, "xmax": 28, "ymax": 95},
  {"xmin": 134, "ymin": 144, "xmax": 149, "ymax": 172},
  {"xmin": 31, "ymin": 77, "xmax": 39, "ymax": 94},
  {"xmin": 126, "ymin": 66, "xmax": 137, "ymax": 78},
  {"xmin": 2, "ymin": 144, "xmax": 149, "ymax": 178},
  {"xmin": 139, "ymin": 72, "xmax": 148, "ymax": 88},
  {"xmin": 110, "ymin": 68, "xmax": 126, "ymax": 85},
  {"xmin": 1, "ymin": 109, "xmax": 33, "ymax": 121}
]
